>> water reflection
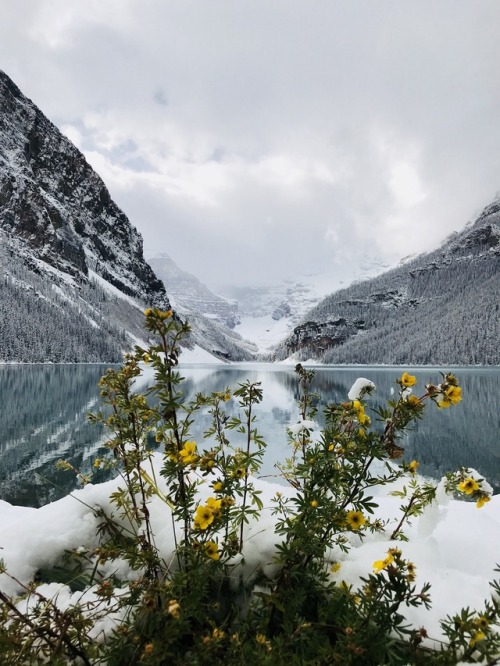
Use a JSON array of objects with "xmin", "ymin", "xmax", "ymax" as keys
[
  {"xmin": 0, "ymin": 364, "xmax": 498, "ymax": 507},
  {"xmin": 0, "ymin": 365, "xmax": 110, "ymax": 506}
]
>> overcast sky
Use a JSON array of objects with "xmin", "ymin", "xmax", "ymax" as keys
[{"xmin": 2, "ymin": 1, "xmax": 500, "ymax": 292}]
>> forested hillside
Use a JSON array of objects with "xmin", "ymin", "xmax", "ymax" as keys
[
  {"xmin": 0, "ymin": 69, "xmax": 170, "ymax": 361},
  {"xmin": 0, "ymin": 246, "xmax": 136, "ymax": 362},
  {"xmin": 0, "ymin": 69, "xmax": 257, "ymax": 362},
  {"xmin": 274, "ymin": 197, "xmax": 500, "ymax": 365}
]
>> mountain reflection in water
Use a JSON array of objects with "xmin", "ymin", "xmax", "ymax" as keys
[{"xmin": 0, "ymin": 364, "xmax": 498, "ymax": 507}]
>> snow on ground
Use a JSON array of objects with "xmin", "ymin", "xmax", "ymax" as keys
[
  {"xmin": 235, "ymin": 314, "xmax": 292, "ymax": 353},
  {"xmin": 0, "ymin": 455, "xmax": 498, "ymax": 648},
  {"xmin": 178, "ymin": 344, "xmax": 226, "ymax": 363},
  {"xmin": 88, "ymin": 269, "xmax": 142, "ymax": 309}
]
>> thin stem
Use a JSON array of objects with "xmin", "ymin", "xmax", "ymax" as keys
[
  {"xmin": 0, "ymin": 589, "xmax": 92, "ymax": 665},
  {"xmin": 239, "ymin": 396, "xmax": 253, "ymax": 550},
  {"xmin": 390, "ymin": 494, "xmax": 419, "ymax": 541},
  {"xmin": 160, "ymin": 328, "xmax": 190, "ymax": 570}
]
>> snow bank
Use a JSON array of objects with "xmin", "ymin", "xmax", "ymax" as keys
[{"xmin": 1, "ymin": 455, "xmax": 498, "ymax": 646}]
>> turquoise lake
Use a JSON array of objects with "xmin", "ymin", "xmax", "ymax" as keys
[{"xmin": 0, "ymin": 363, "xmax": 498, "ymax": 507}]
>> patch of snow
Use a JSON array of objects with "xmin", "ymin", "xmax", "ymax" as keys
[
  {"xmin": 0, "ymin": 458, "xmax": 498, "ymax": 648},
  {"xmin": 88, "ymin": 269, "xmax": 141, "ymax": 309},
  {"xmin": 179, "ymin": 345, "xmax": 226, "ymax": 364},
  {"xmin": 235, "ymin": 315, "xmax": 292, "ymax": 352},
  {"xmin": 347, "ymin": 377, "xmax": 376, "ymax": 400}
]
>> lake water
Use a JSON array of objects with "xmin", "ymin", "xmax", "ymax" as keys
[{"xmin": 0, "ymin": 363, "xmax": 498, "ymax": 507}]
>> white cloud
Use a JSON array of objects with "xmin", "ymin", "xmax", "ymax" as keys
[
  {"xmin": 1, "ymin": 0, "xmax": 500, "ymax": 290},
  {"xmin": 389, "ymin": 163, "xmax": 426, "ymax": 208}
]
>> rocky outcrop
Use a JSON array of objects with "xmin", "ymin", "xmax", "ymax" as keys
[
  {"xmin": 0, "ymin": 69, "xmax": 167, "ymax": 306},
  {"xmin": 286, "ymin": 318, "xmax": 365, "ymax": 356}
]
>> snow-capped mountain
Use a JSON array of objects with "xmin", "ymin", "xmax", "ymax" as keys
[
  {"xmin": 148, "ymin": 254, "xmax": 239, "ymax": 329},
  {"xmin": 0, "ymin": 70, "xmax": 255, "ymax": 362},
  {"xmin": 220, "ymin": 280, "xmax": 327, "ymax": 352},
  {"xmin": 0, "ymin": 69, "xmax": 170, "ymax": 361},
  {"xmin": 273, "ymin": 197, "xmax": 500, "ymax": 365},
  {"xmin": 220, "ymin": 256, "xmax": 390, "ymax": 353},
  {"xmin": 147, "ymin": 254, "xmax": 258, "ymax": 361}
]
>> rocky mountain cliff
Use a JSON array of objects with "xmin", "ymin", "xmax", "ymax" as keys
[
  {"xmin": 0, "ymin": 70, "xmax": 255, "ymax": 362},
  {"xmin": 148, "ymin": 254, "xmax": 239, "ymax": 329},
  {"xmin": 0, "ymin": 69, "xmax": 171, "ymax": 361},
  {"xmin": 274, "ymin": 197, "xmax": 500, "ymax": 365},
  {"xmin": 147, "ymin": 254, "xmax": 257, "ymax": 361}
]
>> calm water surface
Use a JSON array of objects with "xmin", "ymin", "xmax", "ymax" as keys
[{"xmin": 0, "ymin": 363, "xmax": 498, "ymax": 507}]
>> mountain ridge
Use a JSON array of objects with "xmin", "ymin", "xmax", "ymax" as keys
[
  {"xmin": 273, "ymin": 197, "xmax": 500, "ymax": 365},
  {"xmin": 0, "ymin": 69, "xmax": 257, "ymax": 362}
]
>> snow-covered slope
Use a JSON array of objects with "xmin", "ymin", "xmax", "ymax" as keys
[
  {"xmin": 220, "ymin": 279, "xmax": 328, "ymax": 353},
  {"xmin": 221, "ymin": 259, "xmax": 390, "ymax": 353},
  {"xmin": 0, "ymin": 70, "xmax": 255, "ymax": 362},
  {"xmin": 274, "ymin": 196, "xmax": 500, "ymax": 365},
  {"xmin": 148, "ymin": 254, "xmax": 239, "ymax": 329},
  {"xmin": 0, "ymin": 69, "xmax": 171, "ymax": 361}
]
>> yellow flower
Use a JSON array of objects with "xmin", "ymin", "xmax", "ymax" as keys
[
  {"xmin": 470, "ymin": 630, "xmax": 486, "ymax": 646},
  {"xmin": 142, "ymin": 353, "xmax": 150, "ymax": 364},
  {"xmin": 346, "ymin": 510, "xmax": 366, "ymax": 530},
  {"xmin": 331, "ymin": 562, "xmax": 341, "ymax": 573},
  {"xmin": 408, "ymin": 460, "xmax": 419, "ymax": 474},
  {"xmin": 352, "ymin": 400, "xmax": 370, "ymax": 425},
  {"xmin": 401, "ymin": 372, "xmax": 417, "ymax": 387},
  {"xmin": 407, "ymin": 395, "xmax": 421, "ymax": 407},
  {"xmin": 458, "ymin": 477, "xmax": 480, "ymax": 495},
  {"xmin": 475, "ymin": 615, "xmax": 489, "ymax": 630},
  {"xmin": 406, "ymin": 561, "xmax": 417, "ymax": 581},
  {"xmin": 436, "ymin": 394, "xmax": 452, "ymax": 409},
  {"xmin": 194, "ymin": 505, "xmax": 214, "ymax": 530},
  {"xmin": 358, "ymin": 412, "xmax": 369, "ymax": 425},
  {"xmin": 310, "ymin": 500, "xmax": 319, "ymax": 508},
  {"xmin": 204, "ymin": 541, "xmax": 220, "ymax": 560},
  {"xmin": 388, "ymin": 547, "xmax": 402, "ymax": 557},
  {"xmin": 220, "ymin": 496, "xmax": 235, "ymax": 509},
  {"xmin": 445, "ymin": 385, "xmax": 462, "ymax": 405},
  {"xmin": 93, "ymin": 458, "xmax": 101, "ymax": 469},
  {"xmin": 212, "ymin": 628, "xmax": 225, "ymax": 640},
  {"xmin": 200, "ymin": 456, "xmax": 216, "ymax": 471},
  {"xmin": 233, "ymin": 467, "xmax": 246, "ymax": 479},
  {"xmin": 437, "ymin": 385, "xmax": 462, "ymax": 409},
  {"xmin": 179, "ymin": 440, "xmax": 198, "ymax": 465},
  {"xmin": 212, "ymin": 481, "xmax": 223, "ymax": 492},
  {"xmin": 144, "ymin": 308, "xmax": 153, "ymax": 317},
  {"xmin": 476, "ymin": 495, "xmax": 491, "ymax": 509},
  {"xmin": 159, "ymin": 310, "xmax": 173, "ymax": 320},
  {"xmin": 206, "ymin": 496, "xmax": 222, "ymax": 517},
  {"xmin": 167, "ymin": 599, "xmax": 180, "ymax": 618},
  {"xmin": 373, "ymin": 553, "xmax": 394, "ymax": 572}
]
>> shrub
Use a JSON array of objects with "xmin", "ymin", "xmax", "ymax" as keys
[{"xmin": 0, "ymin": 310, "xmax": 498, "ymax": 664}]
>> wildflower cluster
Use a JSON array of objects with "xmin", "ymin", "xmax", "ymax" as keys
[
  {"xmin": 0, "ymin": 312, "xmax": 498, "ymax": 665},
  {"xmin": 425, "ymin": 372, "xmax": 463, "ymax": 409},
  {"xmin": 444, "ymin": 467, "xmax": 493, "ymax": 508}
]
